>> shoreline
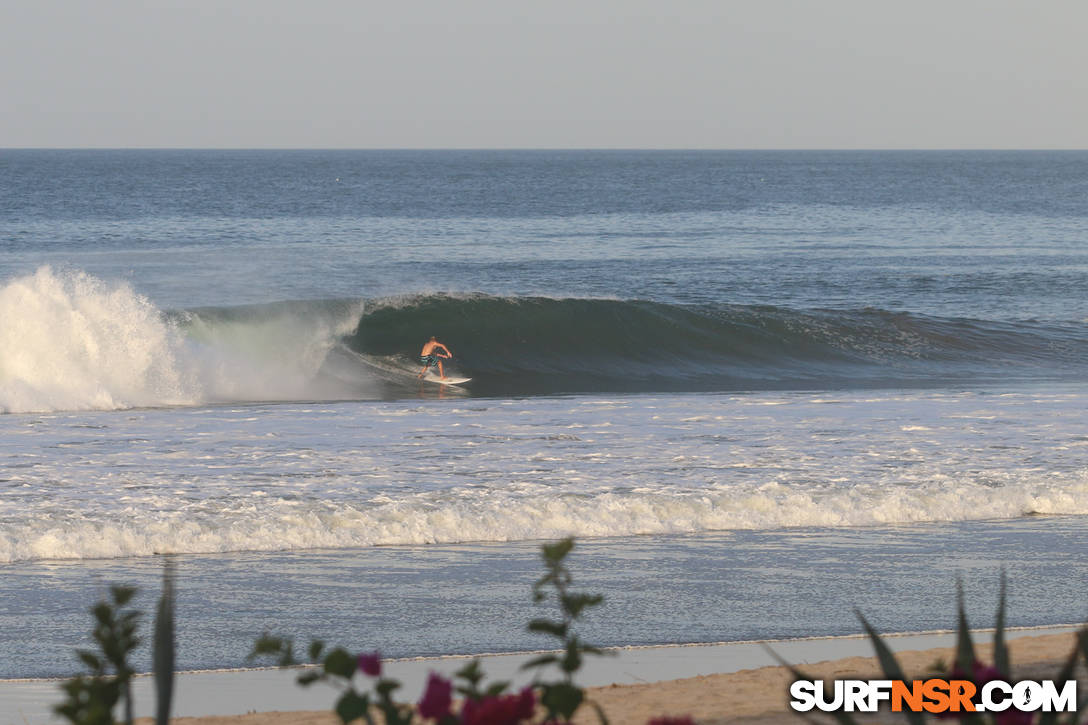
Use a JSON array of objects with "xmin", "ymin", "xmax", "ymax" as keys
[
  {"xmin": 3, "ymin": 627, "xmax": 1080, "ymax": 724},
  {"xmin": 4, "ymin": 623, "xmax": 1083, "ymax": 685}
]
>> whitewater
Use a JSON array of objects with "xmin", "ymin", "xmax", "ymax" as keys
[{"xmin": 5, "ymin": 372, "xmax": 1088, "ymax": 562}]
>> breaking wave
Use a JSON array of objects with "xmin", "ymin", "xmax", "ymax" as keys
[
  {"xmin": 3, "ymin": 474, "xmax": 1087, "ymax": 563},
  {"xmin": 0, "ymin": 268, "xmax": 364, "ymax": 413},
  {"xmin": 4, "ymin": 268, "xmax": 1087, "ymax": 413}
]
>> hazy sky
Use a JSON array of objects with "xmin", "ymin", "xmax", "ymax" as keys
[{"xmin": 3, "ymin": 0, "xmax": 1086, "ymax": 148}]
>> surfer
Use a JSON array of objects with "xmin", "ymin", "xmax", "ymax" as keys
[{"xmin": 417, "ymin": 337, "xmax": 452, "ymax": 380}]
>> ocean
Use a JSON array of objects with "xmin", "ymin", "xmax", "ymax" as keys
[{"xmin": 1, "ymin": 150, "xmax": 1087, "ymax": 679}]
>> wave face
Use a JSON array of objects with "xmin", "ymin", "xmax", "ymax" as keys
[
  {"xmin": 5, "ymin": 269, "xmax": 1088, "ymax": 413},
  {"xmin": 349, "ymin": 294, "xmax": 1088, "ymax": 396}
]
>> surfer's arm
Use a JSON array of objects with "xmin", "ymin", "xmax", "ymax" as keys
[{"xmin": 436, "ymin": 344, "xmax": 452, "ymax": 357}]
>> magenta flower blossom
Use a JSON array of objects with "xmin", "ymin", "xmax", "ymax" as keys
[
  {"xmin": 356, "ymin": 651, "xmax": 381, "ymax": 678},
  {"xmin": 647, "ymin": 717, "xmax": 695, "ymax": 725},
  {"xmin": 418, "ymin": 672, "xmax": 453, "ymax": 719},
  {"xmin": 460, "ymin": 687, "xmax": 536, "ymax": 725}
]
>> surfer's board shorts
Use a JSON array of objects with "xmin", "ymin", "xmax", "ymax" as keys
[{"xmin": 420, "ymin": 354, "xmax": 438, "ymax": 368}]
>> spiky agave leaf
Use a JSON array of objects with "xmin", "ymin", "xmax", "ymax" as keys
[
  {"xmin": 854, "ymin": 611, "xmax": 927, "ymax": 725},
  {"xmin": 153, "ymin": 558, "xmax": 176, "ymax": 725},
  {"xmin": 993, "ymin": 572, "xmax": 1009, "ymax": 677},
  {"xmin": 954, "ymin": 581, "xmax": 976, "ymax": 676},
  {"xmin": 1037, "ymin": 629, "xmax": 1085, "ymax": 725},
  {"xmin": 763, "ymin": 644, "xmax": 862, "ymax": 725}
]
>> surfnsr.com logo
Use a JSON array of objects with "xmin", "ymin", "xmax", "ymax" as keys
[{"xmin": 789, "ymin": 678, "xmax": 1077, "ymax": 714}]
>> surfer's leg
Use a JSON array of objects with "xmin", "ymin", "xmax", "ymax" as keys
[{"xmin": 438, "ymin": 360, "xmax": 446, "ymax": 379}]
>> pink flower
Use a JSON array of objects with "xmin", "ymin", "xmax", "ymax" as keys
[
  {"xmin": 418, "ymin": 673, "xmax": 453, "ymax": 720},
  {"xmin": 460, "ymin": 687, "xmax": 536, "ymax": 725},
  {"xmin": 514, "ymin": 688, "xmax": 536, "ymax": 720},
  {"xmin": 357, "ymin": 651, "xmax": 381, "ymax": 678},
  {"xmin": 647, "ymin": 717, "xmax": 695, "ymax": 725}
]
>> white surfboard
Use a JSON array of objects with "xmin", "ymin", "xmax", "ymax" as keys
[{"xmin": 422, "ymin": 373, "xmax": 472, "ymax": 385}]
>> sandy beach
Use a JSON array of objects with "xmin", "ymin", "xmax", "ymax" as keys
[{"xmin": 113, "ymin": 630, "xmax": 1086, "ymax": 725}]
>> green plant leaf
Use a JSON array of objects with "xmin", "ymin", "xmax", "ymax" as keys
[
  {"xmin": 561, "ymin": 639, "xmax": 583, "ymax": 674},
  {"xmin": 484, "ymin": 681, "xmax": 511, "ymax": 696},
  {"xmin": 954, "ymin": 581, "xmax": 976, "ymax": 675},
  {"xmin": 153, "ymin": 559, "xmax": 176, "ymax": 725},
  {"xmin": 77, "ymin": 650, "xmax": 103, "ymax": 672},
  {"xmin": 323, "ymin": 648, "xmax": 357, "ymax": 679},
  {"xmin": 111, "ymin": 585, "xmax": 137, "ymax": 608},
  {"xmin": 296, "ymin": 670, "xmax": 323, "ymax": 686},
  {"xmin": 308, "ymin": 639, "xmax": 325, "ymax": 662},
  {"xmin": 853, "ymin": 612, "xmax": 926, "ymax": 725},
  {"xmin": 993, "ymin": 571, "xmax": 1009, "ymax": 677},
  {"xmin": 528, "ymin": 618, "xmax": 568, "ymax": 638},
  {"xmin": 562, "ymin": 593, "xmax": 603, "ymax": 619},
  {"xmin": 541, "ymin": 681, "xmax": 584, "ymax": 720},
  {"xmin": 1036, "ymin": 634, "xmax": 1082, "ymax": 725},
  {"xmin": 249, "ymin": 634, "xmax": 285, "ymax": 658},
  {"xmin": 375, "ymin": 678, "xmax": 401, "ymax": 698},
  {"xmin": 520, "ymin": 653, "xmax": 560, "ymax": 670},
  {"xmin": 454, "ymin": 658, "xmax": 483, "ymax": 685},
  {"xmin": 93, "ymin": 603, "xmax": 112, "ymax": 625},
  {"xmin": 1069, "ymin": 628, "xmax": 1088, "ymax": 725},
  {"xmin": 762, "ymin": 646, "xmax": 862, "ymax": 725},
  {"xmin": 334, "ymin": 690, "xmax": 371, "ymax": 724},
  {"xmin": 542, "ymin": 538, "xmax": 575, "ymax": 565}
]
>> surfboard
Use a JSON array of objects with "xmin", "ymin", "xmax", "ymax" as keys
[{"xmin": 422, "ymin": 373, "xmax": 472, "ymax": 385}]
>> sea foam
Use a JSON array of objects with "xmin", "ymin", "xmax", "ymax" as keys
[
  {"xmin": 2, "ymin": 475, "xmax": 1086, "ymax": 563},
  {"xmin": 0, "ymin": 267, "xmax": 362, "ymax": 413},
  {"xmin": 0, "ymin": 267, "xmax": 193, "ymax": 413}
]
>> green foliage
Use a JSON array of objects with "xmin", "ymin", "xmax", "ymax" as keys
[
  {"xmin": 249, "ymin": 536, "xmax": 613, "ymax": 724},
  {"xmin": 249, "ymin": 632, "xmax": 299, "ymax": 667},
  {"xmin": 247, "ymin": 636, "xmax": 414, "ymax": 724},
  {"xmin": 324, "ymin": 647, "xmax": 358, "ymax": 680},
  {"xmin": 522, "ymin": 536, "xmax": 609, "ymax": 723},
  {"xmin": 992, "ymin": 573, "xmax": 1009, "ymax": 677},
  {"xmin": 55, "ymin": 561, "xmax": 179, "ymax": 725},
  {"xmin": 453, "ymin": 658, "xmax": 510, "ymax": 701},
  {"xmin": 953, "ymin": 581, "xmax": 976, "ymax": 679},
  {"xmin": 55, "ymin": 585, "xmax": 141, "ymax": 725},
  {"xmin": 855, "ymin": 610, "xmax": 925, "ymax": 725}
]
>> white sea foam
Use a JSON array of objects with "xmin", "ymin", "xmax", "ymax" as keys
[
  {"xmin": 2, "ymin": 475, "xmax": 1086, "ymax": 563},
  {"xmin": 0, "ymin": 267, "xmax": 193, "ymax": 412},
  {"xmin": 0, "ymin": 268, "xmax": 363, "ymax": 413}
]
